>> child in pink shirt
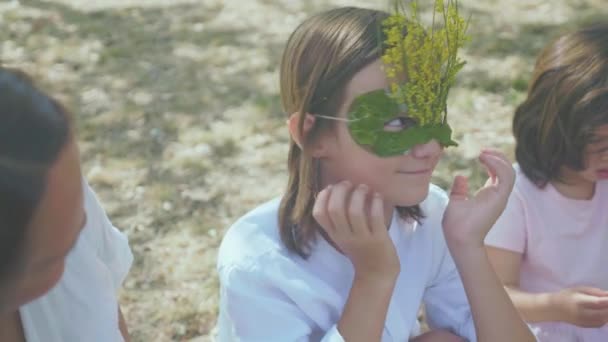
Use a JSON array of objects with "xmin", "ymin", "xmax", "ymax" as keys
[{"xmin": 485, "ymin": 23, "xmax": 608, "ymax": 342}]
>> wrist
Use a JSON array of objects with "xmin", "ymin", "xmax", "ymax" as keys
[
  {"xmin": 352, "ymin": 259, "xmax": 400, "ymax": 283},
  {"xmin": 353, "ymin": 271, "xmax": 398, "ymax": 289},
  {"xmin": 546, "ymin": 291, "xmax": 566, "ymax": 322},
  {"xmin": 444, "ymin": 230, "xmax": 485, "ymax": 248},
  {"xmin": 446, "ymin": 243, "xmax": 486, "ymax": 262}
]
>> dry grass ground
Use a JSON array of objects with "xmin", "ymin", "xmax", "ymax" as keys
[{"xmin": 1, "ymin": 0, "xmax": 606, "ymax": 340}]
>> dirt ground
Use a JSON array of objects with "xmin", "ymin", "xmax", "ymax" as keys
[{"xmin": 1, "ymin": 0, "xmax": 606, "ymax": 341}]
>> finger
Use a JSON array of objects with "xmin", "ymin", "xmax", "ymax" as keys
[
  {"xmin": 369, "ymin": 192, "xmax": 387, "ymax": 236},
  {"xmin": 481, "ymin": 162, "xmax": 495, "ymax": 187},
  {"xmin": 581, "ymin": 306, "xmax": 608, "ymax": 322},
  {"xmin": 327, "ymin": 181, "xmax": 354, "ymax": 234},
  {"xmin": 580, "ymin": 294, "xmax": 608, "ymax": 310},
  {"xmin": 348, "ymin": 184, "xmax": 371, "ymax": 236},
  {"xmin": 479, "ymin": 153, "xmax": 498, "ymax": 182},
  {"xmin": 481, "ymin": 148, "xmax": 510, "ymax": 162},
  {"xmin": 482, "ymin": 149, "xmax": 512, "ymax": 181},
  {"xmin": 578, "ymin": 287, "xmax": 608, "ymax": 297},
  {"xmin": 449, "ymin": 175, "xmax": 469, "ymax": 201},
  {"xmin": 313, "ymin": 185, "xmax": 335, "ymax": 234},
  {"xmin": 479, "ymin": 153, "xmax": 515, "ymax": 193}
]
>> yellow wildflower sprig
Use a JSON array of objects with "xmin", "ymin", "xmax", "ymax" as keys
[{"xmin": 381, "ymin": 0, "xmax": 470, "ymax": 126}]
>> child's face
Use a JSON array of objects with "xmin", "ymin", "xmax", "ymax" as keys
[
  {"xmin": 562, "ymin": 124, "xmax": 608, "ymax": 185},
  {"xmin": 0, "ymin": 141, "xmax": 86, "ymax": 313},
  {"xmin": 318, "ymin": 59, "xmax": 443, "ymax": 207},
  {"xmin": 582, "ymin": 124, "xmax": 608, "ymax": 181}
]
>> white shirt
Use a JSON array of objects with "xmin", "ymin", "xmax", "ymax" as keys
[
  {"xmin": 19, "ymin": 181, "xmax": 133, "ymax": 342},
  {"xmin": 216, "ymin": 185, "xmax": 476, "ymax": 342}
]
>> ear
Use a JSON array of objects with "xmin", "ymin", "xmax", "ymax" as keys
[
  {"xmin": 287, "ymin": 112, "xmax": 331, "ymax": 158},
  {"xmin": 287, "ymin": 112, "xmax": 315, "ymax": 148}
]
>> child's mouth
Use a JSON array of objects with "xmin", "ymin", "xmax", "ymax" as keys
[{"xmin": 597, "ymin": 169, "xmax": 608, "ymax": 179}]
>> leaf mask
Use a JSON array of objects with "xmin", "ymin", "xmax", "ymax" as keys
[{"xmin": 319, "ymin": 0, "xmax": 469, "ymax": 157}]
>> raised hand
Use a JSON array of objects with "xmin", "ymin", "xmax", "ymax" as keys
[
  {"xmin": 442, "ymin": 149, "xmax": 516, "ymax": 249},
  {"xmin": 552, "ymin": 286, "xmax": 608, "ymax": 328},
  {"xmin": 313, "ymin": 181, "xmax": 400, "ymax": 280}
]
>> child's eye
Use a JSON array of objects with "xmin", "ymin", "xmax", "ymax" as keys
[
  {"xmin": 383, "ymin": 116, "xmax": 417, "ymax": 132},
  {"xmin": 593, "ymin": 146, "xmax": 608, "ymax": 154},
  {"xmin": 588, "ymin": 140, "xmax": 608, "ymax": 154}
]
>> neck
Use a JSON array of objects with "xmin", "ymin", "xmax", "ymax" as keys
[
  {"xmin": 551, "ymin": 176, "xmax": 595, "ymax": 200},
  {"xmin": 383, "ymin": 202, "xmax": 395, "ymax": 228}
]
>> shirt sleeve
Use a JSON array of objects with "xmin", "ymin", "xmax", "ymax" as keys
[
  {"xmin": 83, "ymin": 181, "xmax": 134, "ymax": 292},
  {"xmin": 217, "ymin": 264, "xmax": 344, "ymax": 342},
  {"xmin": 484, "ymin": 188, "xmax": 527, "ymax": 254},
  {"xmin": 423, "ymin": 229, "xmax": 477, "ymax": 342}
]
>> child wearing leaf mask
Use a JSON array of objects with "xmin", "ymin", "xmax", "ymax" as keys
[{"xmin": 216, "ymin": 3, "xmax": 535, "ymax": 341}]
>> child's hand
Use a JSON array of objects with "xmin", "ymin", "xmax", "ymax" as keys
[
  {"xmin": 313, "ymin": 181, "xmax": 400, "ymax": 281},
  {"xmin": 410, "ymin": 330, "xmax": 465, "ymax": 341},
  {"xmin": 442, "ymin": 149, "xmax": 515, "ymax": 249},
  {"xmin": 553, "ymin": 286, "xmax": 608, "ymax": 327}
]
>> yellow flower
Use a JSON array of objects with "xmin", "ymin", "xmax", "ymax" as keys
[{"xmin": 381, "ymin": 0, "xmax": 469, "ymax": 126}]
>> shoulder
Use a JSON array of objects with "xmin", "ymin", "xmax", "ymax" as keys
[
  {"xmin": 82, "ymin": 179, "xmax": 109, "ymax": 219},
  {"xmin": 414, "ymin": 184, "xmax": 449, "ymax": 250},
  {"xmin": 422, "ymin": 183, "xmax": 449, "ymax": 210},
  {"xmin": 418, "ymin": 183, "xmax": 449, "ymax": 227},
  {"xmin": 597, "ymin": 180, "xmax": 608, "ymax": 198},
  {"xmin": 412, "ymin": 185, "xmax": 455, "ymax": 283},
  {"xmin": 79, "ymin": 179, "xmax": 133, "ymax": 288},
  {"xmin": 79, "ymin": 179, "xmax": 129, "ymax": 250},
  {"xmin": 511, "ymin": 164, "xmax": 541, "ymax": 200},
  {"xmin": 19, "ymin": 182, "xmax": 128, "ymax": 340},
  {"xmin": 217, "ymin": 197, "xmax": 289, "ymax": 273},
  {"xmin": 80, "ymin": 179, "xmax": 115, "ymax": 242}
]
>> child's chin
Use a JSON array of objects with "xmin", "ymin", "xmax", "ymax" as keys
[{"xmin": 393, "ymin": 187, "xmax": 430, "ymax": 207}]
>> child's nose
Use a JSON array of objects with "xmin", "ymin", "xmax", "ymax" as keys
[{"xmin": 410, "ymin": 139, "xmax": 442, "ymax": 158}]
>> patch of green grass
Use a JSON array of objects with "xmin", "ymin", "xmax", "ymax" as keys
[
  {"xmin": 211, "ymin": 138, "xmax": 239, "ymax": 158},
  {"xmin": 504, "ymin": 88, "xmax": 527, "ymax": 107},
  {"xmin": 511, "ymin": 74, "xmax": 529, "ymax": 92},
  {"xmin": 468, "ymin": 9, "xmax": 608, "ymax": 59},
  {"xmin": 253, "ymin": 93, "xmax": 282, "ymax": 117},
  {"xmin": 459, "ymin": 70, "xmax": 512, "ymax": 93}
]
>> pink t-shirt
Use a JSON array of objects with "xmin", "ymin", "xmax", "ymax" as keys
[{"xmin": 485, "ymin": 165, "xmax": 608, "ymax": 341}]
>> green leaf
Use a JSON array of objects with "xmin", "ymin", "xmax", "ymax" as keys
[{"xmin": 347, "ymin": 89, "xmax": 457, "ymax": 157}]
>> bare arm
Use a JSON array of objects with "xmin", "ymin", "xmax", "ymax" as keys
[
  {"xmin": 442, "ymin": 151, "xmax": 535, "ymax": 342},
  {"xmin": 485, "ymin": 246, "xmax": 608, "ymax": 328},
  {"xmin": 410, "ymin": 330, "xmax": 465, "ymax": 341},
  {"xmin": 485, "ymin": 246, "xmax": 559, "ymax": 322},
  {"xmin": 314, "ymin": 182, "xmax": 401, "ymax": 341},
  {"xmin": 449, "ymin": 246, "xmax": 535, "ymax": 342},
  {"xmin": 338, "ymin": 275, "xmax": 397, "ymax": 342},
  {"xmin": 118, "ymin": 306, "xmax": 131, "ymax": 342}
]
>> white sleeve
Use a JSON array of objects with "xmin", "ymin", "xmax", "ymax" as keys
[
  {"xmin": 217, "ymin": 264, "xmax": 344, "ymax": 342},
  {"xmin": 83, "ymin": 181, "xmax": 134, "ymax": 292},
  {"xmin": 423, "ymin": 246, "xmax": 476, "ymax": 341},
  {"xmin": 421, "ymin": 189, "xmax": 476, "ymax": 341}
]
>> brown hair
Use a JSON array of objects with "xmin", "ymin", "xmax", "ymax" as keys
[
  {"xmin": 278, "ymin": 7, "xmax": 423, "ymax": 258},
  {"xmin": 513, "ymin": 23, "xmax": 608, "ymax": 187}
]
